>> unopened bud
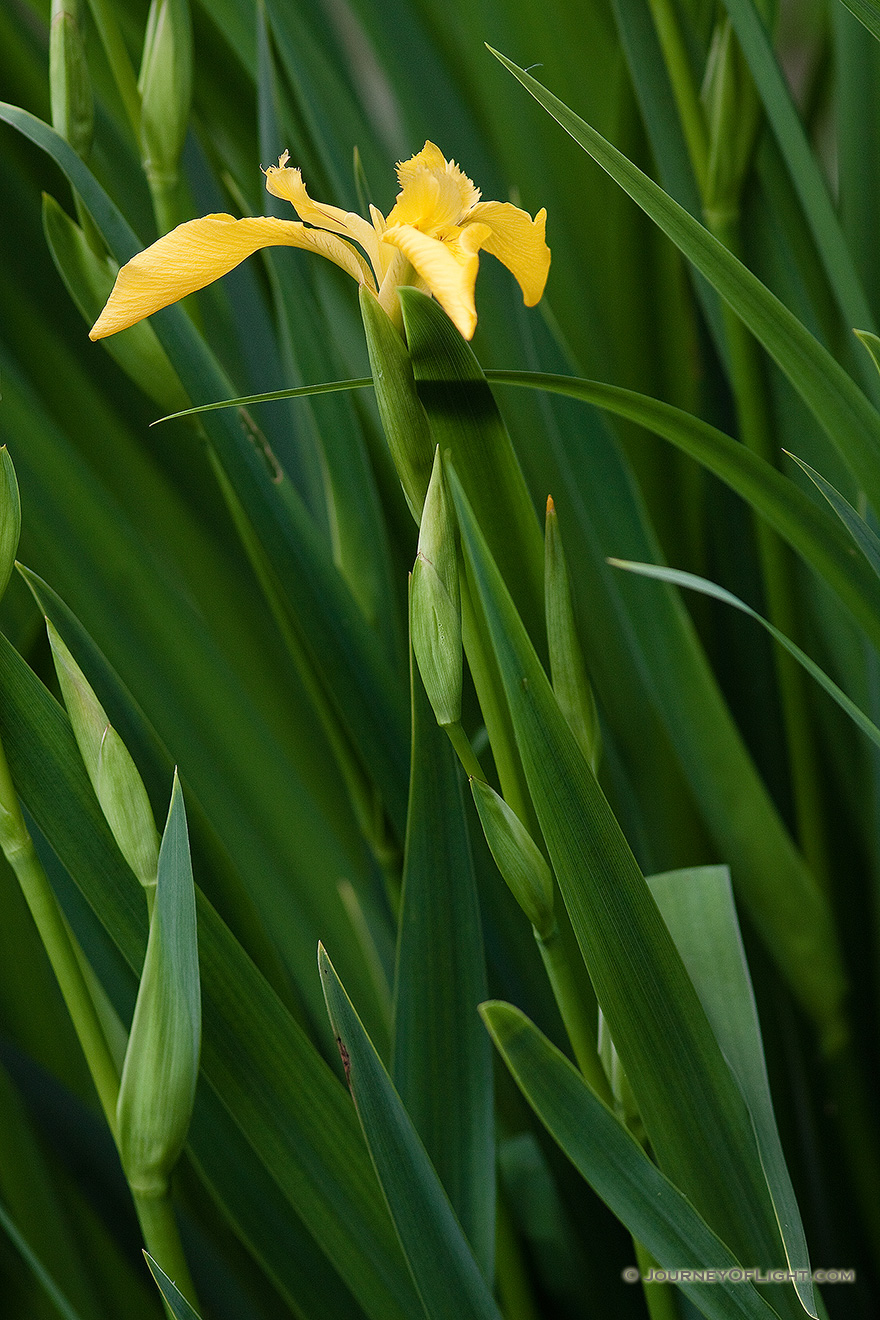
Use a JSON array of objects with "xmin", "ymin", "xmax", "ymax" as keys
[
  {"xmin": 138, "ymin": 0, "xmax": 192, "ymax": 185},
  {"xmin": 47, "ymin": 621, "xmax": 160, "ymax": 889},
  {"xmin": 0, "ymin": 447, "xmax": 21, "ymax": 606},
  {"xmin": 50, "ymin": 0, "xmax": 94, "ymax": 160},
  {"xmin": 470, "ymin": 778, "xmax": 555, "ymax": 938}
]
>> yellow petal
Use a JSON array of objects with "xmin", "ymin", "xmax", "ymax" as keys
[
  {"xmin": 381, "ymin": 222, "xmax": 491, "ymax": 340},
  {"xmin": 90, "ymin": 214, "xmax": 375, "ymax": 340},
  {"xmin": 388, "ymin": 142, "xmax": 481, "ymax": 233},
  {"xmin": 466, "ymin": 201, "xmax": 550, "ymax": 305},
  {"xmin": 264, "ymin": 160, "xmax": 382, "ymax": 273}
]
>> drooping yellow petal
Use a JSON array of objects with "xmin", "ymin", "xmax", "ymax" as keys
[
  {"xmin": 381, "ymin": 222, "xmax": 491, "ymax": 339},
  {"xmin": 466, "ymin": 201, "xmax": 550, "ymax": 305},
  {"xmin": 264, "ymin": 159, "xmax": 382, "ymax": 274},
  {"xmin": 90, "ymin": 214, "xmax": 375, "ymax": 340}
]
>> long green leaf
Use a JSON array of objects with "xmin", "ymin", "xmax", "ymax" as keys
[
  {"xmin": 787, "ymin": 452, "xmax": 880, "ymax": 580},
  {"xmin": 0, "ymin": 1199, "xmax": 86, "ymax": 1320},
  {"xmin": 450, "ymin": 469, "xmax": 800, "ymax": 1315},
  {"xmin": 319, "ymin": 946, "xmax": 504, "ymax": 1320},
  {"xmin": 835, "ymin": 0, "xmax": 880, "ymax": 47},
  {"xmin": 487, "ymin": 52, "xmax": 880, "ymax": 511},
  {"xmin": 648, "ymin": 867, "xmax": 816, "ymax": 1316},
  {"xmin": 481, "ymin": 1004, "xmax": 783, "ymax": 1320},
  {"xmin": 610, "ymin": 560, "xmax": 880, "ymax": 755},
  {"xmin": 484, "ymin": 369, "xmax": 880, "ymax": 654},
  {"xmin": 392, "ymin": 636, "xmax": 494, "ymax": 1277},
  {"xmin": 144, "ymin": 1254, "xmax": 202, "ymax": 1320},
  {"xmin": 0, "ymin": 630, "xmax": 423, "ymax": 1320}
]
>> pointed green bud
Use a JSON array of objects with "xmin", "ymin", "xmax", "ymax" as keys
[
  {"xmin": 43, "ymin": 195, "xmax": 188, "ymax": 412},
  {"xmin": 47, "ymin": 621, "xmax": 160, "ymax": 889},
  {"xmin": 410, "ymin": 449, "xmax": 462, "ymax": 726},
  {"xmin": 418, "ymin": 447, "xmax": 459, "ymax": 607},
  {"xmin": 701, "ymin": 18, "xmax": 759, "ymax": 222},
  {"xmin": 470, "ymin": 779, "xmax": 555, "ymax": 939},
  {"xmin": 598, "ymin": 1011, "xmax": 643, "ymax": 1137},
  {"xmin": 0, "ymin": 447, "xmax": 21, "ymax": 606},
  {"xmin": 410, "ymin": 556, "xmax": 462, "ymax": 727},
  {"xmin": 50, "ymin": 0, "xmax": 94, "ymax": 161},
  {"xmin": 544, "ymin": 497, "xmax": 601, "ymax": 773},
  {"xmin": 138, "ymin": 0, "xmax": 193, "ymax": 185},
  {"xmin": 118, "ymin": 772, "xmax": 200, "ymax": 1194},
  {"xmin": 360, "ymin": 284, "xmax": 435, "ymax": 523}
]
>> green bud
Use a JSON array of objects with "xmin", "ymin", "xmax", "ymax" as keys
[
  {"xmin": 0, "ymin": 447, "xmax": 21, "ymax": 606},
  {"xmin": 544, "ymin": 497, "xmax": 601, "ymax": 773},
  {"xmin": 701, "ymin": 18, "xmax": 760, "ymax": 222},
  {"xmin": 410, "ymin": 555, "xmax": 462, "ymax": 727},
  {"xmin": 598, "ymin": 1011, "xmax": 643, "ymax": 1137},
  {"xmin": 50, "ymin": 0, "xmax": 94, "ymax": 160},
  {"xmin": 418, "ymin": 447, "xmax": 458, "ymax": 607},
  {"xmin": 47, "ymin": 620, "xmax": 160, "ymax": 889},
  {"xmin": 117, "ymin": 772, "xmax": 200, "ymax": 1194},
  {"xmin": 360, "ymin": 284, "xmax": 435, "ymax": 523},
  {"xmin": 470, "ymin": 778, "xmax": 555, "ymax": 938},
  {"xmin": 43, "ymin": 195, "xmax": 188, "ymax": 412},
  {"xmin": 138, "ymin": 0, "xmax": 193, "ymax": 185}
]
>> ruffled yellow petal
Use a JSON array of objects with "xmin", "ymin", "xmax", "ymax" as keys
[
  {"xmin": 381, "ymin": 222, "xmax": 491, "ymax": 339},
  {"xmin": 264, "ymin": 159, "xmax": 382, "ymax": 274},
  {"xmin": 90, "ymin": 214, "xmax": 374, "ymax": 340},
  {"xmin": 466, "ymin": 201, "xmax": 550, "ymax": 305},
  {"xmin": 388, "ymin": 141, "xmax": 481, "ymax": 233}
]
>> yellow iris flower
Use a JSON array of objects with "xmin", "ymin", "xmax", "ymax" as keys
[{"xmin": 90, "ymin": 142, "xmax": 550, "ymax": 343}]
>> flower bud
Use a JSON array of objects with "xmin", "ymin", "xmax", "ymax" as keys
[
  {"xmin": 470, "ymin": 778, "xmax": 555, "ymax": 939},
  {"xmin": 117, "ymin": 772, "xmax": 200, "ymax": 1194},
  {"xmin": 0, "ymin": 447, "xmax": 21, "ymax": 607},
  {"xmin": 138, "ymin": 0, "xmax": 193, "ymax": 186},
  {"xmin": 47, "ymin": 620, "xmax": 160, "ymax": 890},
  {"xmin": 50, "ymin": 0, "xmax": 94, "ymax": 161}
]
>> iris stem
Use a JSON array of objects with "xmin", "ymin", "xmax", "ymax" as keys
[
  {"xmin": 0, "ymin": 734, "xmax": 121, "ymax": 1139},
  {"xmin": 537, "ymin": 921, "xmax": 613, "ymax": 1106},
  {"xmin": 132, "ymin": 1186, "xmax": 199, "ymax": 1313}
]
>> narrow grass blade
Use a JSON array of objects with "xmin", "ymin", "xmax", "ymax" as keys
[
  {"xmin": 648, "ymin": 867, "xmax": 816, "ymax": 1316},
  {"xmin": 486, "ymin": 52, "xmax": 880, "ymax": 511},
  {"xmin": 717, "ymin": 0, "xmax": 875, "ymax": 338},
  {"xmin": 486, "ymin": 369, "xmax": 880, "ymax": 657},
  {"xmin": 450, "ymin": 471, "xmax": 800, "ymax": 1310},
  {"xmin": 0, "ymin": 446, "xmax": 21, "ymax": 603},
  {"xmin": 0, "ymin": 632, "xmax": 423, "ymax": 1320},
  {"xmin": 144, "ymin": 1253, "xmax": 202, "ymax": 1320},
  {"xmin": 611, "ymin": 559, "xmax": 880, "ymax": 754},
  {"xmin": 834, "ymin": 0, "xmax": 880, "ymax": 46},
  {"xmin": 481, "ymin": 1004, "xmax": 782, "ymax": 1320},
  {"xmin": 0, "ymin": 1198, "xmax": 87, "ymax": 1320},
  {"xmin": 393, "ymin": 634, "xmax": 494, "ymax": 1277},
  {"xmin": 787, "ymin": 452, "xmax": 880, "ymax": 580},
  {"xmin": 320, "ymin": 945, "xmax": 504, "ymax": 1320}
]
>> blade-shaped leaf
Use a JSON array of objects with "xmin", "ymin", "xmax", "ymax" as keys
[
  {"xmin": 393, "ymin": 628, "xmax": 494, "ymax": 1276},
  {"xmin": 611, "ymin": 559, "xmax": 880, "ymax": 754},
  {"xmin": 787, "ymin": 452, "xmax": 880, "ymax": 580},
  {"xmin": 648, "ymin": 867, "xmax": 816, "ymax": 1317},
  {"xmin": 481, "ymin": 1003, "xmax": 783, "ymax": 1320},
  {"xmin": 144, "ymin": 1253, "xmax": 202, "ymax": 1320},
  {"xmin": 449, "ymin": 470, "xmax": 801, "ymax": 1312},
  {"xmin": 320, "ymin": 945, "xmax": 504, "ymax": 1320},
  {"xmin": 487, "ymin": 52, "xmax": 880, "ymax": 512}
]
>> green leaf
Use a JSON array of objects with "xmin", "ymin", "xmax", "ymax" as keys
[
  {"xmin": 393, "ymin": 624, "xmax": 494, "ymax": 1277},
  {"xmin": 117, "ymin": 771, "xmax": 200, "ymax": 1194},
  {"xmin": 610, "ymin": 559, "xmax": 880, "ymax": 756},
  {"xmin": 449, "ymin": 469, "xmax": 799, "ymax": 1305},
  {"xmin": 648, "ymin": 867, "xmax": 816, "ymax": 1317},
  {"xmin": 486, "ymin": 370, "xmax": 880, "ymax": 671},
  {"xmin": 0, "ymin": 631, "xmax": 423, "ymax": 1320},
  {"xmin": 320, "ymin": 945, "xmax": 504, "ymax": 1320},
  {"xmin": 487, "ymin": 51, "xmax": 880, "ymax": 512},
  {"xmin": 787, "ymin": 451, "xmax": 880, "ymax": 580},
  {"xmin": 144, "ymin": 1253, "xmax": 202, "ymax": 1320},
  {"xmin": 0, "ymin": 1198, "xmax": 86, "ymax": 1320},
  {"xmin": 481, "ymin": 1004, "xmax": 782, "ymax": 1320},
  {"xmin": 0, "ymin": 446, "xmax": 21, "ymax": 605},
  {"xmin": 832, "ymin": 0, "xmax": 880, "ymax": 49}
]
